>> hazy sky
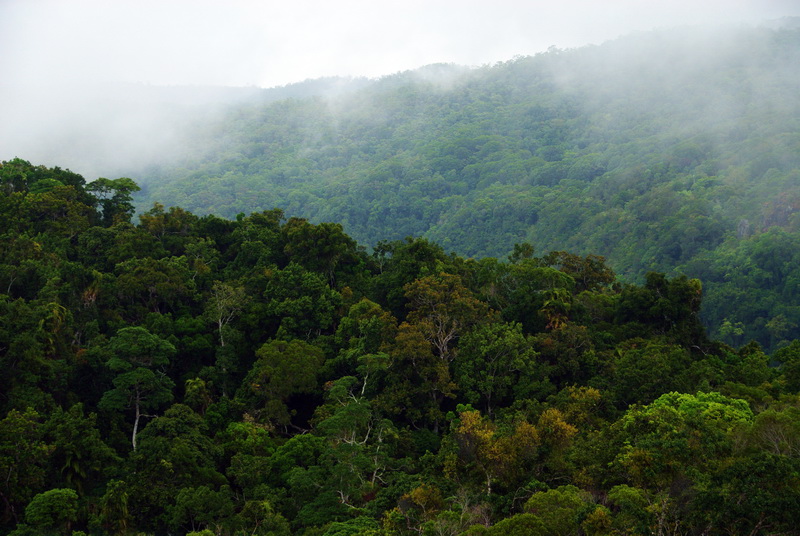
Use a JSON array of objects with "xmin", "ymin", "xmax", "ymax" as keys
[{"xmin": 1, "ymin": 0, "xmax": 797, "ymax": 89}]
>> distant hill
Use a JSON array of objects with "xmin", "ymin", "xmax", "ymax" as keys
[
  {"xmin": 0, "ymin": 76, "xmax": 372, "ymax": 182},
  {"xmin": 132, "ymin": 24, "xmax": 798, "ymax": 349}
]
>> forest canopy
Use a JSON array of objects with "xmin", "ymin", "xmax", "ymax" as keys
[
  {"xmin": 126, "ymin": 24, "xmax": 800, "ymax": 351},
  {"xmin": 1, "ymin": 159, "xmax": 800, "ymax": 535}
]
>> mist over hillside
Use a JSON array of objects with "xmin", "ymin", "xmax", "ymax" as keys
[
  {"xmin": 128, "ymin": 23, "xmax": 800, "ymax": 349},
  {"xmin": 0, "ymin": 77, "xmax": 371, "ymax": 180},
  {"xmin": 6, "ymin": 9, "xmax": 800, "ymax": 536},
  {"xmin": 134, "ymin": 23, "xmax": 799, "ymax": 249},
  {"xmin": 3, "ymin": 22, "xmax": 800, "ymax": 348}
]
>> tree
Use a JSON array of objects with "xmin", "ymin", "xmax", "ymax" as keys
[
  {"xmin": 0, "ymin": 295, "xmax": 72, "ymax": 411},
  {"xmin": 86, "ymin": 177, "xmax": 140, "ymax": 225},
  {"xmin": 98, "ymin": 480, "xmax": 130, "ymax": 536},
  {"xmin": 330, "ymin": 298, "xmax": 397, "ymax": 391},
  {"xmin": 240, "ymin": 339, "xmax": 325, "ymax": 429},
  {"xmin": 483, "ymin": 513, "xmax": 548, "ymax": 536},
  {"xmin": 542, "ymin": 251, "xmax": 615, "ymax": 292},
  {"xmin": 206, "ymin": 280, "xmax": 248, "ymax": 348},
  {"xmin": 693, "ymin": 452, "xmax": 800, "ymax": 535},
  {"xmin": 611, "ymin": 340, "xmax": 694, "ymax": 407},
  {"xmin": 98, "ymin": 327, "xmax": 176, "ymax": 450},
  {"xmin": 449, "ymin": 409, "xmax": 540, "ymax": 495},
  {"xmin": 775, "ymin": 339, "xmax": 800, "ymax": 392},
  {"xmin": 523, "ymin": 485, "xmax": 594, "ymax": 536},
  {"xmin": 454, "ymin": 321, "xmax": 546, "ymax": 415},
  {"xmin": 606, "ymin": 485, "xmax": 652, "ymax": 536},
  {"xmin": 261, "ymin": 263, "xmax": 343, "ymax": 341},
  {"xmin": 748, "ymin": 405, "xmax": 800, "ymax": 456},
  {"xmin": 377, "ymin": 322, "xmax": 455, "ymax": 430},
  {"xmin": 334, "ymin": 298, "xmax": 398, "ymax": 358},
  {"xmin": 322, "ymin": 516, "xmax": 380, "ymax": 536},
  {"xmin": 113, "ymin": 256, "xmax": 193, "ymax": 320},
  {"xmin": 22, "ymin": 184, "xmax": 94, "ymax": 238},
  {"xmin": 24, "ymin": 488, "xmax": 79, "ymax": 535},
  {"xmin": 184, "ymin": 378, "xmax": 214, "ymax": 415},
  {"xmin": 313, "ymin": 377, "xmax": 397, "ymax": 508},
  {"xmin": 169, "ymin": 485, "xmax": 234, "ymax": 534},
  {"xmin": 534, "ymin": 323, "xmax": 598, "ymax": 387},
  {"xmin": 371, "ymin": 237, "xmax": 451, "ymax": 318},
  {"xmin": 226, "ymin": 209, "xmax": 285, "ymax": 274},
  {"xmin": 404, "ymin": 272, "xmax": 492, "ymax": 362},
  {"xmin": 613, "ymin": 391, "xmax": 753, "ymax": 490},
  {"xmin": 44, "ymin": 404, "xmax": 118, "ymax": 496},
  {"xmin": 138, "ymin": 203, "xmax": 199, "ymax": 254},
  {"xmin": 496, "ymin": 261, "xmax": 576, "ymax": 333},
  {"xmin": 536, "ymin": 408, "xmax": 579, "ymax": 470},
  {"xmin": 0, "ymin": 409, "xmax": 53, "ymax": 524},
  {"xmin": 221, "ymin": 421, "xmax": 275, "ymax": 498},
  {"xmin": 615, "ymin": 273, "xmax": 706, "ymax": 346},
  {"xmin": 124, "ymin": 404, "xmax": 226, "ymax": 531},
  {"xmin": 235, "ymin": 499, "xmax": 291, "ymax": 536},
  {"xmin": 282, "ymin": 218, "xmax": 361, "ymax": 286}
]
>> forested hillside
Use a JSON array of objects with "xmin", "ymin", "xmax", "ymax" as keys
[
  {"xmin": 2, "ymin": 159, "xmax": 800, "ymax": 535},
  {"xmin": 133, "ymin": 24, "xmax": 800, "ymax": 350}
]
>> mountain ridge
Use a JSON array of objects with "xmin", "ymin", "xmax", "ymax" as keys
[{"xmin": 128, "ymin": 24, "xmax": 800, "ymax": 349}]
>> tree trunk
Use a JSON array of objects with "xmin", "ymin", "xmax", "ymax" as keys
[{"xmin": 132, "ymin": 390, "xmax": 141, "ymax": 451}]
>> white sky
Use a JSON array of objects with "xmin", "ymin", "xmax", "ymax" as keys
[{"xmin": 1, "ymin": 0, "xmax": 797, "ymax": 89}]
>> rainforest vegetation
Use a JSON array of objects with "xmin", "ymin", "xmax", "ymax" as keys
[
  {"xmin": 2, "ymin": 158, "xmax": 800, "ymax": 536},
  {"xmin": 133, "ymin": 24, "xmax": 800, "ymax": 351}
]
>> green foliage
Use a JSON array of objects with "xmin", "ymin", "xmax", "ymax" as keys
[
  {"xmin": 241, "ymin": 339, "xmax": 325, "ymax": 426},
  {"xmin": 262, "ymin": 263, "xmax": 343, "ymax": 341},
  {"xmin": 98, "ymin": 326, "xmax": 177, "ymax": 450},
  {"xmin": 616, "ymin": 273, "xmax": 705, "ymax": 346},
  {"xmin": 24, "ymin": 488, "xmax": 79, "ymax": 535},
  {"xmin": 606, "ymin": 485, "xmax": 652, "ymax": 535},
  {"xmin": 104, "ymin": 326, "xmax": 177, "ymax": 371},
  {"xmin": 523, "ymin": 485, "xmax": 593, "ymax": 535},
  {"xmin": 322, "ymin": 515, "xmax": 379, "ymax": 536},
  {"xmin": 403, "ymin": 271, "xmax": 492, "ymax": 362},
  {"xmin": 693, "ymin": 452, "xmax": 800, "ymax": 534},
  {"xmin": 485, "ymin": 513, "xmax": 547, "ymax": 535},
  {"xmin": 614, "ymin": 392, "xmax": 753, "ymax": 489},
  {"xmin": 98, "ymin": 480, "xmax": 130, "ymax": 536},
  {"xmin": 776, "ymin": 340, "xmax": 800, "ymax": 392},
  {"xmin": 377, "ymin": 322, "xmax": 454, "ymax": 429},
  {"xmin": 454, "ymin": 322, "xmax": 545, "ymax": 415},
  {"xmin": 0, "ymin": 408, "xmax": 53, "ymax": 525},
  {"xmin": 3, "ymin": 152, "xmax": 800, "ymax": 534},
  {"xmin": 169, "ymin": 485, "xmax": 234, "ymax": 533},
  {"xmin": 44, "ymin": 404, "xmax": 118, "ymax": 495},
  {"xmin": 87, "ymin": 177, "xmax": 140, "ymax": 226},
  {"xmin": 126, "ymin": 404, "xmax": 226, "ymax": 530},
  {"xmin": 611, "ymin": 340, "xmax": 694, "ymax": 406},
  {"xmin": 133, "ymin": 26, "xmax": 800, "ymax": 349}
]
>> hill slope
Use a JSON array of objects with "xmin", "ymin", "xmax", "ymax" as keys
[
  {"xmin": 134, "ymin": 24, "xmax": 800, "ymax": 349},
  {"xmin": 3, "ymin": 158, "xmax": 799, "ymax": 536}
]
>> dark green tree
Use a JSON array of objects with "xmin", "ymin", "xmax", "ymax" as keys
[
  {"xmin": 86, "ymin": 177, "xmax": 140, "ymax": 226},
  {"xmin": 23, "ymin": 488, "xmax": 79, "ymax": 536},
  {"xmin": 0, "ymin": 409, "xmax": 53, "ymax": 525},
  {"xmin": 98, "ymin": 326, "xmax": 176, "ymax": 450},
  {"xmin": 240, "ymin": 339, "xmax": 325, "ymax": 429}
]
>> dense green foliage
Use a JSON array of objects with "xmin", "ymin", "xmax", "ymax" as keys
[
  {"xmin": 133, "ymin": 24, "xmax": 800, "ymax": 351},
  {"xmin": 2, "ymin": 159, "xmax": 800, "ymax": 535}
]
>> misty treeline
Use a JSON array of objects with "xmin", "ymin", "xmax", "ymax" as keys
[
  {"xmin": 2, "ymin": 158, "xmax": 800, "ymax": 535},
  {"xmin": 127, "ymin": 24, "xmax": 800, "ymax": 351}
]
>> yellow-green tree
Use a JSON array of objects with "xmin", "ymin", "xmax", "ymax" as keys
[{"xmin": 449, "ymin": 409, "xmax": 540, "ymax": 495}]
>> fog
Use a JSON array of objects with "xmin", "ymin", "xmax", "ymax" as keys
[{"xmin": 0, "ymin": 0, "xmax": 797, "ymax": 180}]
